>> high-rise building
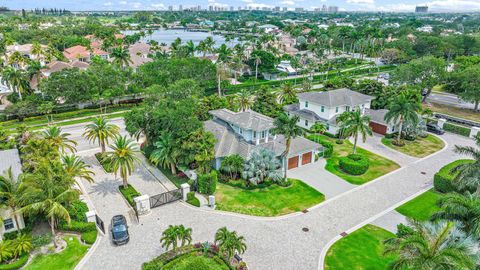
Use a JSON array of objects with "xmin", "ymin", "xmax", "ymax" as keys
[
  {"xmin": 179, "ymin": 5, "xmax": 183, "ymax": 11},
  {"xmin": 168, "ymin": 5, "xmax": 173, "ymax": 11},
  {"xmin": 415, "ymin": 6, "xmax": 428, "ymax": 13},
  {"xmin": 282, "ymin": 7, "xmax": 288, "ymax": 11},
  {"xmin": 322, "ymin": 5, "xmax": 328, "ymax": 12},
  {"xmin": 295, "ymin": 7, "xmax": 304, "ymax": 12},
  {"xmin": 328, "ymin": 6, "xmax": 338, "ymax": 13},
  {"xmin": 209, "ymin": 5, "xmax": 213, "ymax": 11}
]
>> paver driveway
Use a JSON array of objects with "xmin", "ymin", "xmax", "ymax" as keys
[{"xmin": 71, "ymin": 119, "xmax": 473, "ymax": 270}]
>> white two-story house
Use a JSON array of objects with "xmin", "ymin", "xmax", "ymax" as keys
[
  {"xmin": 284, "ymin": 88, "xmax": 396, "ymax": 135},
  {"xmin": 204, "ymin": 109, "xmax": 322, "ymax": 170}
]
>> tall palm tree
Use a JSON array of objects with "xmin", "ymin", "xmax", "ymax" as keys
[
  {"xmin": 31, "ymin": 42, "xmax": 44, "ymax": 60},
  {"xmin": 311, "ymin": 122, "xmax": 327, "ymax": 135},
  {"xmin": 432, "ymin": 192, "xmax": 480, "ymax": 238},
  {"xmin": 11, "ymin": 234, "xmax": 32, "ymax": 259},
  {"xmin": 176, "ymin": 225, "xmax": 192, "ymax": 247},
  {"xmin": 7, "ymin": 51, "xmax": 28, "ymax": 68},
  {"xmin": 451, "ymin": 135, "xmax": 480, "ymax": 194},
  {"xmin": 254, "ymin": 55, "xmax": 261, "ymax": 82},
  {"xmin": 384, "ymin": 220, "xmax": 477, "ymax": 270},
  {"xmin": 185, "ymin": 40, "xmax": 196, "ymax": 57},
  {"xmin": 236, "ymin": 89, "xmax": 255, "ymax": 112},
  {"xmin": 150, "ymin": 134, "xmax": 178, "ymax": 175},
  {"xmin": 107, "ymin": 136, "xmax": 140, "ymax": 188},
  {"xmin": 203, "ymin": 36, "xmax": 215, "ymax": 55},
  {"xmin": 1, "ymin": 67, "xmax": 29, "ymax": 100},
  {"xmin": 384, "ymin": 94, "xmax": 421, "ymax": 145},
  {"xmin": 278, "ymin": 82, "xmax": 297, "ymax": 105},
  {"xmin": 111, "ymin": 47, "xmax": 132, "ymax": 69},
  {"xmin": 42, "ymin": 126, "xmax": 77, "ymax": 153},
  {"xmin": 337, "ymin": 110, "xmax": 372, "ymax": 154},
  {"xmin": 0, "ymin": 168, "xmax": 25, "ymax": 236},
  {"xmin": 272, "ymin": 113, "xmax": 304, "ymax": 178},
  {"xmin": 83, "ymin": 117, "xmax": 120, "ymax": 154},
  {"xmin": 220, "ymin": 154, "xmax": 244, "ymax": 179},
  {"xmin": 214, "ymin": 227, "xmax": 247, "ymax": 261},
  {"xmin": 160, "ymin": 225, "xmax": 179, "ymax": 252},
  {"xmin": 61, "ymin": 154, "xmax": 95, "ymax": 185}
]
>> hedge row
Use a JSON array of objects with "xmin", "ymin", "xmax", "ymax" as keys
[
  {"xmin": 0, "ymin": 254, "xmax": 29, "ymax": 270},
  {"xmin": 58, "ymin": 220, "xmax": 97, "ymax": 233},
  {"xmin": 198, "ymin": 171, "xmax": 218, "ymax": 195},
  {"xmin": 443, "ymin": 123, "xmax": 471, "ymax": 137},
  {"xmin": 119, "ymin": 184, "xmax": 141, "ymax": 207},
  {"xmin": 433, "ymin": 159, "xmax": 474, "ymax": 193},
  {"xmin": 339, "ymin": 154, "xmax": 370, "ymax": 175},
  {"xmin": 186, "ymin": 192, "xmax": 200, "ymax": 207}
]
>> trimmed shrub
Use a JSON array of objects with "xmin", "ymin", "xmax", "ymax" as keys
[
  {"xmin": 0, "ymin": 254, "xmax": 29, "ymax": 270},
  {"xmin": 95, "ymin": 153, "xmax": 113, "ymax": 173},
  {"xmin": 433, "ymin": 159, "xmax": 474, "ymax": 193},
  {"xmin": 186, "ymin": 192, "xmax": 200, "ymax": 207},
  {"xmin": 119, "ymin": 184, "xmax": 141, "ymax": 207},
  {"xmin": 67, "ymin": 201, "xmax": 89, "ymax": 222},
  {"xmin": 443, "ymin": 122, "xmax": 471, "ymax": 137},
  {"xmin": 81, "ymin": 230, "xmax": 98, "ymax": 245},
  {"xmin": 339, "ymin": 154, "xmax": 370, "ymax": 175},
  {"xmin": 198, "ymin": 171, "xmax": 218, "ymax": 195},
  {"xmin": 32, "ymin": 233, "xmax": 52, "ymax": 248},
  {"xmin": 58, "ymin": 220, "xmax": 96, "ymax": 233}
]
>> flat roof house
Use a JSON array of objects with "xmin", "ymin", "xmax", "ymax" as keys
[
  {"xmin": 204, "ymin": 109, "xmax": 321, "ymax": 170},
  {"xmin": 0, "ymin": 149, "xmax": 25, "ymax": 239},
  {"xmin": 284, "ymin": 88, "xmax": 396, "ymax": 135}
]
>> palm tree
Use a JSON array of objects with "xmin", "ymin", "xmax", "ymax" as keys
[
  {"xmin": 20, "ymin": 171, "xmax": 78, "ymax": 248},
  {"xmin": 111, "ymin": 47, "xmax": 132, "ymax": 69},
  {"xmin": 38, "ymin": 102, "xmax": 55, "ymax": 125},
  {"xmin": 214, "ymin": 227, "xmax": 247, "ymax": 261},
  {"xmin": 272, "ymin": 113, "xmax": 304, "ymax": 178},
  {"xmin": 31, "ymin": 42, "xmax": 44, "ymax": 59},
  {"xmin": 451, "ymin": 135, "xmax": 480, "ymax": 194},
  {"xmin": 242, "ymin": 149, "xmax": 282, "ymax": 185},
  {"xmin": 384, "ymin": 94, "xmax": 421, "ymax": 145},
  {"xmin": 384, "ymin": 220, "xmax": 477, "ymax": 270},
  {"xmin": 311, "ymin": 122, "xmax": 327, "ymax": 135},
  {"xmin": 83, "ymin": 117, "xmax": 120, "ymax": 153},
  {"xmin": 236, "ymin": 89, "xmax": 255, "ymax": 112},
  {"xmin": 176, "ymin": 225, "xmax": 192, "ymax": 247},
  {"xmin": 1, "ymin": 67, "xmax": 29, "ymax": 100},
  {"xmin": 11, "ymin": 234, "xmax": 32, "ymax": 258},
  {"xmin": 61, "ymin": 154, "xmax": 95, "ymax": 185},
  {"xmin": 160, "ymin": 225, "xmax": 179, "ymax": 252},
  {"xmin": 254, "ymin": 55, "xmax": 261, "ymax": 82},
  {"xmin": 0, "ymin": 168, "xmax": 25, "ymax": 236},
  {"xmin": 185, "ymin": 40, "xmax": 196, "ymax": 57},
  {"xmin": 220, "ymin": 154, "xmax": 245, "ymax": 179},
  {"xmin": 337, "ymin": 110, "xmax": 372, "ymax": 154},
  {"xmin": 42, "ymin": 126, "xmax": 77, "ymax": 153},
  {"xmin": 150, "ymin": 134, "xmax": 178, "ymax": 175},
  {"xmin": 278, "ymin": 82, "xmax": 297, "ymax": 105},
  {"xmin": 107, "ymin": 136, "xmax": 140, "ymax": 188},
  {"xmin": 0, "ymin": 241, "xmax": 13, "ymax": 262},
  {"xmin": 432, "ymin": 192, "xmax": 480, "ymax": 238},
  {"xmin": 7, "ymin": 51, "xmax": 28, "ymax": 68},
  {"xmin": 203, "ymin": 36, "xmax": 215, "ymax": 55}
]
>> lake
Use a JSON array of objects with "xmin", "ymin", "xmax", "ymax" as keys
[{"xmin": 123, "ymin": 29, "xmax": 239, "ymax": 48}]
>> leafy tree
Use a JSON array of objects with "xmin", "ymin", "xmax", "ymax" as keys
[
  {"xmin": 384, "ymin": 94, "xmax": 421, "ymax": 145},
  {"xmin": 380, "ymin": 48, "xmax": 407, "ymax": 64},
  {"xmin": 248, "ymin": 50, "xmax": 277, "ymax": 73},
  {"xmin": 214, "ymin": 227, "xmax": 247, "ymax": 261},
  {"xmin": 271, "ymin": 113, "xmax": 304, "ymax": 178},
  {"xmin": 83, "ymin": 117, "xmax": 120, "ymax": 153},
  {"xmin": 106, "ymin": 136, "xmax": 140, "ymax": 188},
  {"xmin": 150, "ymin": 133, "xmax": 179, "ymax": 175},
  {"xmin": 252, "ymin": 88, "xmax": 281, "ymax": 118},
  {"xmin": 451, "ymin": 135, "xmax": 480, "ymax": 194},
  {"xmin": 242, "ymin": 149, "xmax": 282, "ymax": 185},
  {"xmin": 384, "ymin": 220, "xmax": 477, "ymax": 270},
  {"xmin": 337, "ymin": 110, "xmax": 372, "ymax": 154},
  {"xmin": 456, "ymin": 65, "xmax": 480, "ymax": 111},
  {"xmin": 111, "ymin": 47, "xmax": 132, "ymax": 69},
  {"xmin": 180, "ymin": 130, "xmax": 216, "ymax": 174},
  {"xmin": 4, "ymin": 99, "xmax": 38, "ymax": 122},
  {"xmin": 1, "ymin": 67, "xmax": 30, "ymax": 100},
  {"xmin": 220, "ymin": 154, "xmax": 245, "ymax": 179}
]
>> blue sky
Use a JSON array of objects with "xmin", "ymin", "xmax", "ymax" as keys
[{"xmin": 3, "ymin": 0, "xmax": 480, "ymax": 12}]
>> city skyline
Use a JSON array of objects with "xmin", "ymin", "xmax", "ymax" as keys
[{"xmin": 3, "ymin": 0, "xmax": 480, "ymax": 12}]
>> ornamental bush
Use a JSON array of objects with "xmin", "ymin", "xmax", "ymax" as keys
[
  {"xmin": 433, "ymin": 159, "xmax": 474, "ymax": 193},
  {"xmin": 198, "ymin": 171, "xmax": 218, "ymax": 195},
  {"xmin": 443, "ymin": 122, "xmax": 471, "ymax": 137},
  {"xmin": 339, "ymin": 154, "xmax": 369, "ymax": 175}
]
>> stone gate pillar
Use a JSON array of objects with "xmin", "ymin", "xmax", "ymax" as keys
[
  {"xmin": 134, "ymin": 195, "xmax": 151, "ymax": 215},
  {"xmin": 180, "ymin": 183, "xmax": 190, "ymax": 201}
]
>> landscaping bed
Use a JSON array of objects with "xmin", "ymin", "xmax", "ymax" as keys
[
  {"xmin": 308, "ymin": 134, "xmax": 400, "ymax": 185},
  {"xmin": 325, "ymin": 224, "xmax": 396, "ymax": 270},
  {"xmin": 215, "ymin": 179, "xmax": 324, "ymax": 216},
  {"xmin": 395, "ymin": 189, "xmax": 444, "ymax": 221},
  {"xmin": 186, "ymin": 192, "xmax": 201, "ymax": 207},
  {"xmin": 381, "ymin": 134, "xmax": 445, "ymax": 158},
  {"xmin": 119, "ymin": 184, "xmax": 141, "ymax": 207},
  {"xmin": 94, "ymin": 152, "xmax": 113, "ymax": 173}
]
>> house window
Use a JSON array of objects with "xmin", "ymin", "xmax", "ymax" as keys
[
  {"xmin": 335, "ymin": 107, "xmax": 339, "ymax": 113},
  {"xmin": 305, "ymin": 120, "xmax": 309, "ymax": 126},
  {"xmin": 239, "ymin": 128, "xmax": 243, "ymax": 135},
  {"xmin": 4, "ymin": 218, "xmax": 14, "ymax": 230},
  {"xmin": 261, "ymin": 131, "xmax": 265, "ymax": 138},
  {"xmin": 305, "ymin": 101, "xmax": 309, "ymax": 108},
  {"xmin": 346, "ymin": 106, "xmax": 350, "ymax": 112},
  {"xmin": 253, "ymin": 131, "xmax": 257, "ymax": 138},
  {"xmin": 321, "ymin": 106, "xmax": 324, "ymax": 112}
]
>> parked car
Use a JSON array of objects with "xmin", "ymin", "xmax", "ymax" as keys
[
  {"xmin": 111, "ymin": 215, "xmax": 129, "ymax": 245},
  {"xmin": 427, "ymin": 123, "xmax": 445, "ymax": 135}
]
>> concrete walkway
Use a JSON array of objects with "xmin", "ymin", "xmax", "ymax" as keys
[
  {"xmin": 287, "ymin": 160, "xmax": 356, "ymax": 199},
  {"xmin": 370, "ymin": 210, "xmax": 408, "ymax": 234}
]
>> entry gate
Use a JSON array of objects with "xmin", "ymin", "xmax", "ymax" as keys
[
  {"xmin": 95, "ymin": 214, "xmax": 105, "ymax": 234},
  {"xmin": 150, "ymin": 189, "xmax": 182, "ymax": 208}
]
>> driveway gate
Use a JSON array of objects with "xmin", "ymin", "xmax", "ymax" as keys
[
  {"xmin": 95, "ymin": 214, "xmax": 105, "ymax": 234},
  {"xmin": 150, "ymin": 189, "xmax": 182, "ymax": 208}
]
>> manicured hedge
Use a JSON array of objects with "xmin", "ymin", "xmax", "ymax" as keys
[
  {"xmin": 198, "ymin": 171, "xmax": 218, "ymax": 195},
  {"xmin": 186, "ymin": 192, "xmax": 200, "ymax": 207},
  {"xmin": 443, "ymin": 123, "xmax": 471, "ymax": 137},
  {"xmin": 339, "ymin": 154, "xmax": 370, "ymax": 175},
  {"xmin": 433, "ymin": 159, "xmax": 474, "ymax": 193},
  {"xmin": 0, "ymin": 254, "xmax": 29, "ymax": 270},
  {"xmin": 119, "ymin": 184, "xmax": 141, "ymax": 207},
  {"xmin": 59, "ymin": 220, "xmax": 96, "ymax": 233},
  {"xmin": 81, "ymin": 230, "xmax": 98, "ymax": 245}
]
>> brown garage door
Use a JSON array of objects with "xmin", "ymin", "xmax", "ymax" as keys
[
  {"xmin": 288, "ymin": 156, "xmax": 299, "ymax": 169},
  {"xmin": 302, "ymin": 152, "xmax": 312, "ymax": 165},
  {"xmin": 370, "ymin": 122, "xmax": 387, "ymax": 135}
]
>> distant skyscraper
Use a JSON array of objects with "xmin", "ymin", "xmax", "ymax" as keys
[
  {"xmin": 168, "ymin": 5, "xmax": 173, "ymax": 11},
  {"xmin": 415, "ymin": 6, "xmax": 428, "ymax": 13},
  {"xmin": 322, "ymin": 5, "xmax": 328, "ymax": 12},
  {"xmin": 328, "ymin": 6, "xmax": 338, "ymax": 13},
  {"xmin": 209, "ymin": 5, "xmax": 213, "ymax": 11},
  {"xmin": 274, "ymin": 6, "xmax": 280, "ymax": 11},
  {"xmin": 295, "ymin": 7, "xmax": 304, "ymax": 12},
  {"xmin": 282, "ymin": 7, "xmax": 288, "ymax": 11},
  {"xmin": 179, "ymin": 5, "xmax": 183, "ymax": 11}
]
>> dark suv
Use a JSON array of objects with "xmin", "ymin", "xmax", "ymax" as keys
[
  {"xmin": 111, "ymin": 215, "xmax": 129, "ymax": 245},
  {"xmin": 426, "ymin": 123, "xmax": 445, "ymax": 135}
]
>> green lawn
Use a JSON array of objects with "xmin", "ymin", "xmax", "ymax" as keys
[
  {"xmin": 309, "ymin": 135, "xmax": 400, "ymax": 185},
  {"xmin": 325, "ymin": 224, "xmax": 396, "ymax": 270},
  {"xmin": 25, "ymin": 236, "xmax": 89, "ymax": 270},
  {"xmin": 395, "ymin": 189, "xmax": 444, "ymax": 221},
  {"xmin": 381, "ymin": 134, "xmax": 445, "ymax": 158},
  {"xmin": 215, "ymin": 179, "xmax": 325, "ymax": 216},
  {"xmin": 162, "ymin": 252, "xmax": 230, "ymax": 270}
]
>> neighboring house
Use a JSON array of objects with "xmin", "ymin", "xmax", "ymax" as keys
[
  {"xmin": 258, "ymin": 24, "xmax": 279, "ymax": 33},
  {"xmin": 63, "ymin": 45, "xmax": 109, "ymax": 62},
  {"xmin": 127, "ymin": 42, "xmax": 153, "ymax": 69},
  {"xmin": 5, "ymin": 44, "xmax": 50, "ymax": 68},
  {"xmin": 277, "ymin": 60, "xmax": 296, "ymax": 75},
  {"xmin": 284, "ymin": 88, "xmax": 395, "ymax": 135},
  {"xmin": 0, "ymin": 149, "xmax": 25, "ymax": 239},
  {"xmin": 204, "ymin": 109, "xmax": 322, "ymax": 170},
  {"xmin": 30, "ymin": 60, "xmax": 90, "ymax": 90}
]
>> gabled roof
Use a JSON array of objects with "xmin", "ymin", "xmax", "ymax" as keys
[
  {"xmin": 128, "ymin": 42, "xmax": 151, "ymax": 55},
  {"xmin": 365, "ymin": 108, "xmax": 390, "ymax": 125},
  {"xmin": 63, "ymin": 45, "xmax": 108, "ymax": 60},
  {"xmin": 209, "ymin": 109, "xmax": 275, "ymax": 131},
  {"xmin": 298, "ymin": 88, "xmax": 374, "ymax": 107},
  {"xmin": 0, "ymin": 149, "xmax": 22, "ymax": 179}
]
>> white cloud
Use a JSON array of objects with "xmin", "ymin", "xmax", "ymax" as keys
[
  {"xmin": 103, "ymin": 1, "xmax": 113, "ymax": 6},
  {"xmin": 119, "ymin": 1, "xmax": 127, "ymax": 5},
  {"xmin": 280, "ymin": 0, "xmax": 295, "ymax": 5},
  {"xmin": 347, "ymin": 0, "xmax": 374, "ymax": 4},
  {"xmin": 241, "ymin": 0, "xmax": 254, "ymax": 3},
  {"xmin": 151, "ymin": 3, "xmax": 165, "ymax": 9},
  {"xmin": 377, "ymin": 0, "xmax": 480, "ymax": 12}
]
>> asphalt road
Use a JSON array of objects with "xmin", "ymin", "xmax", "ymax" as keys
[{"xmin": 427, "ymin": 92, "xmax": 476, "ymax": 109}]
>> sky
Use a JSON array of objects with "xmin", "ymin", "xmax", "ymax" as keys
[{"xmin": 3, "ymin": 0, "xmax": 480, "ymax": 12}]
